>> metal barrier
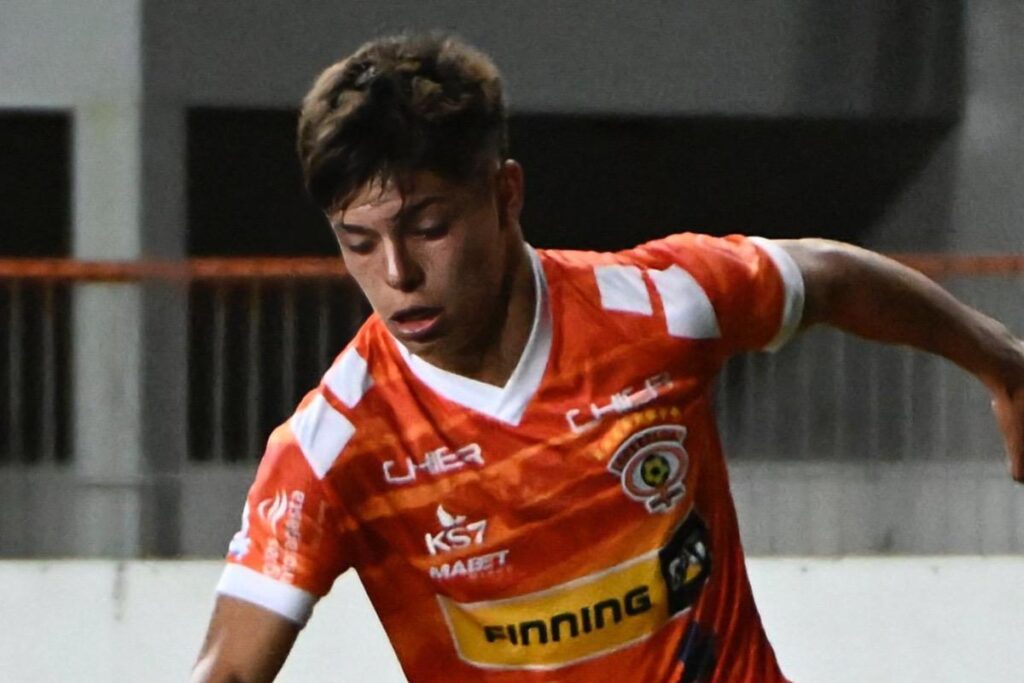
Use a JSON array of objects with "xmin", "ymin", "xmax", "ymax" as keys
[
  {"xmin": 1, "ymin": 280, "xmax": 70, "ymax": 465},
  {"xmin": 187, "ymin": 277, "xmax": 367, "ymax": 463},
  {"xmin": 0, "ymin": 254, "xmax": 1022, "ymax": 557},
  {"xmin": 0, "ymin": 258, "xmax": 366, "ymax": 466}
]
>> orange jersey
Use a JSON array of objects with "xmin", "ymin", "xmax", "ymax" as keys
[{"xmin": 219, "ymin": 233, "xmax": 804, "ymax": 682}]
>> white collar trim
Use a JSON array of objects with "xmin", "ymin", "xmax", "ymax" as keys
[{"xmin": 394, "ymin": 246, "xmax": 551, "ymax": 426}]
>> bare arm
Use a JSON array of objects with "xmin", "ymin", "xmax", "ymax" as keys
[
  {"xmin": 778, "ymin": 238, "xmax": 1024, "ymax": 482},
  {"xmin": 190, "ymin": 595, "xmax": 301, "ymax": 683}
]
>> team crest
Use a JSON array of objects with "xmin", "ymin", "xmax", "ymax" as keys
[{"xmin": 607, "ymin": 425, "xmax": 689, "ymax": 513}]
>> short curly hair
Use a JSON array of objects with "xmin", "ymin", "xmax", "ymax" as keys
[{"xmin": 297, "ymin": 32, "xmax": 508, "ymax": 211}]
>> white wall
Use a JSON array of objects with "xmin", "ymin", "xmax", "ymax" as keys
[{"xmin": 2, "ymin": 558, "xmax": 1023, "ymax": 683}]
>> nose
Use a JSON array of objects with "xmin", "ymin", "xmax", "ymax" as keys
[{"xmin": 383, "ymin": 239, "xmax": 424, "ymax": 292}]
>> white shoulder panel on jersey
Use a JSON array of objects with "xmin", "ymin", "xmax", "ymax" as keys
[
  {"xmin": 289, "ymin": 393, "xmax": 356, "ymax": 479},
  {"xmin": 649, "ymin": 265, "xmax": 722, "ymax": 339},
  {"xmin": 323, "ymin": 347, "xmax": 373, "ymax": 408},
  {"xmin": 216, "ymin": 563, "xmax": 316, "ymax": 625},
  {"xmin": 594, "ymin": 264, "xmax": 654, "ymax": 315},
  {"xmin": 749, "ymin": 237, "xmax": 806, "ymax": 350}
]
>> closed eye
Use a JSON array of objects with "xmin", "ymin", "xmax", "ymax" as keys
[
  {"xmin": 412, "ymin": 223, "xmax": 449, "ymax": 239},
  {"xmin": 335, "ymin": 223, "xmax": 377, "ymax": 254},
  {"xmin": 342, "ymin": 239, "xmax": 374, "ymax": 255}
]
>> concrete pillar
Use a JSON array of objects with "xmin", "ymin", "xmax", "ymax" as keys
[
  {"xmin": 872, "ymin": 1, "xmax": 1024, "ymax": 253},
  {"xmin": 71, "ymin": 75, "xmax": 190, "ymax": 559},
  {"xmin": 70, "ymin": 67, "xmax": 147, "ymax": 556},
  {"xmin": 136, "ymin": 100, "xmax": 189, "ymax": 556},
  {"xmin": 949, "ymin": 0, "xmax": 1024, "ymax": 253}
]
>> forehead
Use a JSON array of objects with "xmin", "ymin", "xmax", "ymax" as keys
[{"xmin": 334, "ymin": 170, "xmax": 466, "ymax": 225}]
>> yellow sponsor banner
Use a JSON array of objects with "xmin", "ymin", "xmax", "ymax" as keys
[{"xmin": 438, "ymin": 550, "xmax": 671, "ymax": 670}]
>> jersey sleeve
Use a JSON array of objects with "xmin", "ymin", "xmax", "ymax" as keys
[
  {"xmin": 216, "ymin": 390, "xmax": 358, "ymax": 626},
  {"xmin": 623, "ymin": 233, "xmax": 805, "ymax": 355}
]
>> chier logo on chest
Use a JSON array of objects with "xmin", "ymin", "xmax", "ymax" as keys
[
  {"xmin": 565, "ymin": 372, "xmax": 673, "ymax": 433},
  {"xmin": 383, "ymin": 443, "xmax": 484, "ymax": 485}
]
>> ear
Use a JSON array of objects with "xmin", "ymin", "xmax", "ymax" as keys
[{"xmin": 495, "ymin": 159, "xmax": 524, "ymax": 230}]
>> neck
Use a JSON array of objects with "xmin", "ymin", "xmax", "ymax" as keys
[{"xmin": 428, "ymin": 242, "xmax": 536, "ymax": 387}]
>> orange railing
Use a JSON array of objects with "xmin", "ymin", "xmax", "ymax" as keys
[
  {"xmin": 1, "ymin": 253, "xmax": 1022, "ymax": 468},
  {"xmin": 894, "ymin": 253, "xmax": 1024, "ymax": 277},
  {"xmin": 1, "ymin": 253, "xmax": 1024, "ymax": 280},
  {"xmin": 0, "ymin": 260, "xmax": 365, "ymax": 467},
  {"xmin": 0, "ymin": 257, "xmax": 348, "ymax": 281}
]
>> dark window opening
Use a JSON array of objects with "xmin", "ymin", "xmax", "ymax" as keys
[
  {"xmin": 0, "ymin": 111, "xmax": 72, "ymax": 465},
  {"xmin": 511, "ymin": 115, "xmax": 953, "ymax": 250}
]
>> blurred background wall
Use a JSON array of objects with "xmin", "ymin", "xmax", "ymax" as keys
[{"xmin": 1, "ymin": 0, "xmax": 1022, "ymax": 560}]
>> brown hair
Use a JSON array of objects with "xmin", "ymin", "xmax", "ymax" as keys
[{"xmin": 297, "ymin": 32, "xmax": 508, "ymax": 211}]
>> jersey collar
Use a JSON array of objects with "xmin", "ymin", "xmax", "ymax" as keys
[{"xmin": 393, "ymin": 245, "xmax": 551, "ymax": 426}]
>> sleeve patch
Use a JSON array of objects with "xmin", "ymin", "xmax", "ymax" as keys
[
  {"xmin": 594, "ymin": 264, "xmax": 654, "ymax": 315},
  {"xmin": 289, "ymin": 394, "xmax": 355, "ymax": 479},
  {"xmin": 216, "ymin": 563, "xmax": 317, "ymax": 625},
  {"xmin": 649, "ymin": 266, "xmax": 722, "ymax": 339},
  {"xmin": 323, "ymin": 348, "xmax": 373, "ymax": 408}
]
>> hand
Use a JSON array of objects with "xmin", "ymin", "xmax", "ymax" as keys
[
  {"xmin": 992, "ymin": 384, "xmax": 1024, "ymax": 482},
  {"xmin": 987, "ymin": 336, "xmax": 1024, "ymax": 483}
]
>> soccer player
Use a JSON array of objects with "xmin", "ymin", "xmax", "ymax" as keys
[{"xmin": 191, "ymin": 34, "xmax": 1024, "ymax": 683}]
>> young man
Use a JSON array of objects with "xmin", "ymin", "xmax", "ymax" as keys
[{"xmin": 191, "ymin": 34, "xmax": 1024, "ymax": 683}]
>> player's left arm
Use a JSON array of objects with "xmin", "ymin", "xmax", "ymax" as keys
[{"xmin": 776, "ymin": 238, "xmax": 1024, "ymax": 482}]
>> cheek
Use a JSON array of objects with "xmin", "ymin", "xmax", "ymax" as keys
[
  {"xmin": 343, "ymin": 256, "xmax": 384, "ymax": 306},
  {"xmin": 460, "ymin": 216, "xmax": 507, "ymax": 278},
  {"xmin": 442, "ymin": 236, "xmax": 504, "ymax": 298}
]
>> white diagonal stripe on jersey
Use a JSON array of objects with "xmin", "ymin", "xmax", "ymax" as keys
[
  {"xmin": 323, "ymin": 348, "xmax": 373, "ymax": 408},
  {"xmin": 289, "ymin": 393, "xmax": 355, "ymax": 479},
  {"xmin": 649, "ymin": 265, "xmax": 721, "ymax": 339},
  {"xmin": 594, "ymin": 264, "xmax": 653, "ymax": 315}
]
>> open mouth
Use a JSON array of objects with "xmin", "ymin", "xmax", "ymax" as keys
[{"xmin": 390, "ymin": 306, "xmax": 444, "ymax": 342}]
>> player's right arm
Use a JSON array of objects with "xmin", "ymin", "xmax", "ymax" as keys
[
  {"xmin": 191, "ymin": 385, "xmax": 359, "ymax": 681},
  {"xmin": 190, "ymin": 596, "xmax": 299, "ymax": 683}
]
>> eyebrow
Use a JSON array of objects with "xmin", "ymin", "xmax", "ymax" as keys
[
  {"xmin": 333, "ymin": 195, "xmax": 447, "ymax": 233},
  {"xmin": 399, "ymin": 195, "xmax": 446, "ymax": 217},
  {"xmin": 336, "ymin": 223, "xmax": 373, "ymax": 235}
]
